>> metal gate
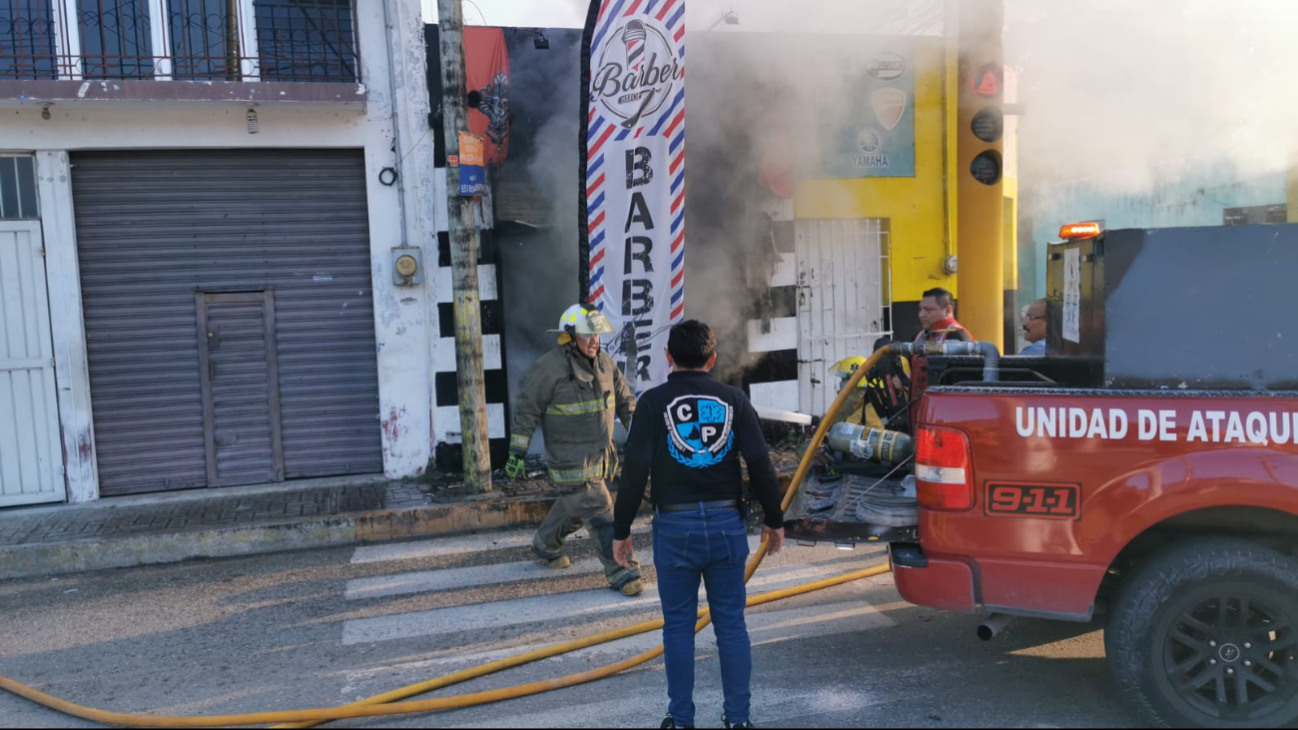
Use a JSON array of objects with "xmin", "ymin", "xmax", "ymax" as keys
[
  {"xmin": 0, "ymin": 222, "xmax": 65, "ymax": 507},
  {"xmin": 796, "ymin": 219, "xmax": 892, "ymax": 417},
  {"xmin": 73, "ymin": 150, "xmax": 383, "ymax": 497}
]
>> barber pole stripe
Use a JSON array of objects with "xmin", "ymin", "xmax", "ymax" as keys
[
  {"xmin": 625, "ymin": 39, "xmax": 641, "ymax": 70},
  {"xmin": 668, "ymin": 17, "xmax": 685, "ymax": 324},
  {"xmin": 649, "ymin": 89, "xmax": 684, "ymax": 136},
  {"xmin": 590, "ymin": 125, "xmax": 615, "ymax": 157},
  {"xmin": 666, "ymin": 5, "xmax": 684, "ymax": 29},
  {"xmin": 588, "ymin": 145, "xmax": 607, "ymax": 296},
  {"xmin": 593, "ymin": 0, "xmax": 628, "ymax": 50},
  {"xmin": 664, "ymin": 110, "xmax": 685, "ymax": 138}
]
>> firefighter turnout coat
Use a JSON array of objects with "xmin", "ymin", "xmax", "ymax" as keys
[{"xmin": 509, "ymin": 343, "xmax": 637, "ymax": 488}]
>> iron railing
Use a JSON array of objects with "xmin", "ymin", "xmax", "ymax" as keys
[{"xmin": 0, "ymin": 0, "xmax": 360, "ymax": 83}]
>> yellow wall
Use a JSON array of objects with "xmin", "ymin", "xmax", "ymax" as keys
[
  {"xmin": 792, "ymin": 38, "xmax": 953, "ymax": 303},
  {"xmin": 1003, "ymin": 176, "xmax": 1018, "ymax": 289}
]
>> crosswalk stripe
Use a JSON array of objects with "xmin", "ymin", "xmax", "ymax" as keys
[
  {"xmin": 340, "ymin": 557, "xmax": 872, "ymax": 647},
  {"xmin": 346, "ymin": 533, "xmax": 764, "ymax": 601},
  {"xmin": 345, "ymin": 554, "xmax": 655, "ymax": 601},
  {"xmin": 349, "ymin": 519, "xmax": 653, "ymax": 565},
  {"xmin": 342, "ymin": 588, "xmax": 653, "ymax": 646},
  {"xmin": 444, "ymin": 682, "xmax": 913, "ymax": 728}
]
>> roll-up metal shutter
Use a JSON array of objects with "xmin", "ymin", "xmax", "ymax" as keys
[{"xmin": 73, "ymin": 150, "xmax": 383, "ymax": 497}]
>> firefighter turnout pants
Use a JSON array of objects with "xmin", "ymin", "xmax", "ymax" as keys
[{"xmin": 532, "ymin": 480, "xmax": 641, "ymax": 590}]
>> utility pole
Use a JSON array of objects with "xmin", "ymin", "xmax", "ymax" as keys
[{"xmin": 437, "ymin": 0, "xmax": 493, "ymax": 492}]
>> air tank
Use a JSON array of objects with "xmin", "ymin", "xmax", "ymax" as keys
[{"xmin": 826, "ymin": 422, "xmax": 914, "ymax": 465}]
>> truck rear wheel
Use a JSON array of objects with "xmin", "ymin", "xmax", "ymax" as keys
[{"xmin": 1106, "ymin": 538, "xmax": 1298, "ymax": 728}]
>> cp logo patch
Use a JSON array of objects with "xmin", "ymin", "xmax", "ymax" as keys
[{"xmin": 665, "ymin": 396, "xmax": 735, "ymax": 469}]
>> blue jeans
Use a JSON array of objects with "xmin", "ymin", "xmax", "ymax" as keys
[{"xmin": 653, "ymin": 506, "xmax": 752, "ymax": 726}]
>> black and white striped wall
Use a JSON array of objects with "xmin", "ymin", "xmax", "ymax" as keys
[
  {"xmin": 432, "ymin": 165, "xmax": 511, "ymax": 468},
  {"xmin": 742, "ymin": 197, "xmax": 801, "ymax": 414}
]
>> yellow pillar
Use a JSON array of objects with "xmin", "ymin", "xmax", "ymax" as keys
[
  {"xmin": 954, "ymin": 0, "xmax": 1005, "ymax": 350},
  {"xmin": 1288, "ymin": 156, "xmax": 1298, "ymax": 222}
]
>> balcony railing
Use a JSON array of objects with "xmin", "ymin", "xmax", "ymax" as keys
[{"xmin": 1, "ymin": 0, "xmax": 360, "ymax": 83}]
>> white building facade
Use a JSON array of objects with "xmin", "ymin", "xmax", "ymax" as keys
[{"xmin": 0, "ymin": 0, "xmax": 467, "ymax": 505}]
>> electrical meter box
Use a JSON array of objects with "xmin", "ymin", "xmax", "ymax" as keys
[{"xmin": 391, "ymin": 247, "xmax": 424, "ymax": 286}]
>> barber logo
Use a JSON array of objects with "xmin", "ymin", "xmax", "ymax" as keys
[
  {"xmin": 590, "ymin": 18, "xmax": 683, "ymax": 129},
  {"xmin": 665, "ymin": 396, "xmax": 734, "ymax": 469}
]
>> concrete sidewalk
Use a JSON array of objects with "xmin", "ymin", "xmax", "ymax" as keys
[{"xmin": 0, "ymin": 476, "xmax": 560, "ymax": 581}]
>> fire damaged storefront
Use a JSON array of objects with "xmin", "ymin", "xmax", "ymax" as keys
[{"xmin": 482, "ymin": 26, "xmax": 968, "ymax": 420}]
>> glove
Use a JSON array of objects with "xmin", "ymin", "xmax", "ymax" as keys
[{"xmin": 504, "ymin": 454, "xmax": 527, "ymax": 480}]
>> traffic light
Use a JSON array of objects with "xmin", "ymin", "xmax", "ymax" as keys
[{"xmin": 955, "ymin": 0, "xmax": 1006, "ymax": 351}]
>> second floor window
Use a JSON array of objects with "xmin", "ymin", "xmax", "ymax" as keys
[
  {"xmin": 1, "ymin": 0, "xmax": 58, "ymax": 79},
  {"xmin": 1, "ymin": 0, "xmax": 359, "ymax": 82},
  {"xmin": 256, "ymin": 0, "xmax": 357, "ymax": 82},
  {"xmin": 80, "ymin": 0, "xmax": 156, "ymax": 79}
]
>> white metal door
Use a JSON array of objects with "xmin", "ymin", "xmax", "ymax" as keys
[
  {"xmin": 0, "ymin": 222, "xmax": 64, "ymax": 506},
  {"xmin": 796, "ymin": 219, "xmax": 891, "ymax": 417}
]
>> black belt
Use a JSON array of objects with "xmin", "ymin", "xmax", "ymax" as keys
[{"xmin": 657, "ymin": 499, "xmax": 740, "ymax": 514}]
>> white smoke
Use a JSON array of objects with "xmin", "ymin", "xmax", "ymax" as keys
[
  {"xmin": 1007, "ymin": 0, "xmax": 1298, "ymax": 190},
  {"xmin": 490, "ymin": 0, "xmax": 1298, "ymax": 400}
]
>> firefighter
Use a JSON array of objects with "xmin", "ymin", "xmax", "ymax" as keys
[
  {"xmin": 829, "ymin": 356, "xmax": 882, "ymax": 429},
  {"xmin": 830, "ymin": 350, "xmax": 911, "ymax": 431},
  {"xmin": 504, "ymin": 304, "xmax": 644, "ymax": 596}
]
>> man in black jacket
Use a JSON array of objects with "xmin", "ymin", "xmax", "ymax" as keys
[{"xmin": 613, "ymin": 320, "xmax": 784, "ymax": 730}]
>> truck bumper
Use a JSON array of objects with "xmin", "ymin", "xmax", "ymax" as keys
[{"xmin": 889, "ymin": 543, "xmax": 977, "ymax": 614}]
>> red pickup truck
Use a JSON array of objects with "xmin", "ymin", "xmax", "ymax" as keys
[{"xmin": 784, "ymin": 223, "xmax": 1298, "ymax": 728}]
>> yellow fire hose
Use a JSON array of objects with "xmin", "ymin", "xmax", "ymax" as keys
[{"xmin": 0, "ymin": 349, "xmax": 893, "ymax": 728}]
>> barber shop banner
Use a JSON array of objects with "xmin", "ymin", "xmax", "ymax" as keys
[{"xmin": 579, "ymin": 0, "xmax": 686, "ymax": 393}]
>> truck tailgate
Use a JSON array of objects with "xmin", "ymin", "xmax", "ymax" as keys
[{"xmin": 783, "ymin": 462, "xmax": 918, "ymax": 545}]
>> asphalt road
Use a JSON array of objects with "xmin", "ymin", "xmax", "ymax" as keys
[{"xmin": 0, "ymin": 523, "xmax": 1141, "ymax": 728}]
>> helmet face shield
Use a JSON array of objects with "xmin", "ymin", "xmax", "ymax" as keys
[{"xmin": 582, "ymin": 310, "xmax": 615, "ymax": 336}]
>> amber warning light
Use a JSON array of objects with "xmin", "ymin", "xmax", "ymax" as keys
[{"xmin": 1059, "ymin": 222, "xmax": 1103, "ymax": 240}]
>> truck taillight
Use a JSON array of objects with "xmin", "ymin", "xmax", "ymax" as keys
[{"xmin": 915, "ymin": 426, "xmax": 974, "ymax": 512}]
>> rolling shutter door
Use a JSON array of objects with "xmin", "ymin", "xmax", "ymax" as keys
[{"xmin": 73, "ymin": 150, "xmax": 383, "ymax": 496}]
